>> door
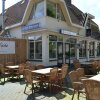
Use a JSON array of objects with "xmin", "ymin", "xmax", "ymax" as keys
[
  {"xmin": 57, "ymin": 42, "xmax": 63, "ymax": 67},
  {"xmin": 65, "ymin": 43, "xmax": 70, "ymax": 65}
]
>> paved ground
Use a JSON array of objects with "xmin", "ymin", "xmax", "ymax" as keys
[{"xmin": 0, "ymin": 78, "xmax": 86, "ymax": 100}]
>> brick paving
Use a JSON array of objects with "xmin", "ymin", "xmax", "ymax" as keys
[{"xmin": 0, "ymin": 79, "xmax": 86, "ymax": 100}]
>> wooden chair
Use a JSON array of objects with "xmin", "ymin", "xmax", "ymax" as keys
[
  {"xmin": 69, "ymin": 71, "xmax": 85, "ymax": 100},
  {"xmin": 58, "ymin": 65, "xmax": 68, "ymax": 88},
  {"xmin": 82, "ymin": 79, "xmax": 100, "ymax": 100},
  {"xmin": 24, "ymin": 69, "xmax": 40, "ymax": 94},
  {"xmin": 5, "ymin": 62, "xmax": 14, "ymax": 66},
  {"xmin": 25, "ymin": 62, "xmax": 35, "ymax": 70},
  {"xmin": 0, "ymin": 64, "xmax": 11, "ymax": 83},
  {"xmin": 76, "ymin": 68, "xmax": 93, "ymax": 80},
  {"xmin": 73, "ymin": 59, "xmax": 81, "ymax": 70},
  {"xmin": 36, "ymin": 64, "xmax": 44, "ymax": 70},
  {"xmin": 44, "ymin": 67, "xmax": 58, "ymax": 93}
]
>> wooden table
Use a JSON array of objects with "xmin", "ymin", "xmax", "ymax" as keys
[
  {"xmin": 32, "ymin": 68, "xmax": 61, "ymax": 75},
  {"xmin": 6, "ymin": 65, "xmax": 19, "ymax": 69},
  {"xmin": 89, "ymin": 74, "xmax": 100, "ymax": 82}
]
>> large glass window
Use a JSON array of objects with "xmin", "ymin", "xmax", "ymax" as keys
[
  {"xmin": 30, "ymin": 0, "xmax": 45, "ymax": 19},
  {"xmin": 47, "ymin": 1, "xmax": 56, "ymax": 18},
  {"xmin": 47, "ymin": 1, "xmax": 65, "ymax": 21},
  {"xmin": 29, "ymin": 35, "xmax": 42, "ymax": 60},
  {"xmin": 89, "ymin": 42, "xmax": 94, "ymax": 57},
  {"xmin": 79, "ymin": 41, "xmax": 86, "ymax": 57},
  {"xmin": 97, "ymin": 43, "xmax": 100, "ymax": 56},
  {"xmin": 49, "ymin": 35, "xmax": 57, "ymax": 59},
  {"xmin": 66, "ymin": 38, "xmax": 76, "ymax": 58}
]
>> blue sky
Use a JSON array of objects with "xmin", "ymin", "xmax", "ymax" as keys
[{"xmin": 0, "ymin": 0, "xmax": 100, "ymax": 28}]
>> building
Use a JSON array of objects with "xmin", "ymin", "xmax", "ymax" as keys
[{"xmin": 0, "ymin": 0, "xmax": 100, "ymax": 66}]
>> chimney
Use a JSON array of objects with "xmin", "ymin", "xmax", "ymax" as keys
[{"xmin": 64, "ymin": 0, "xmax": 71, "ymax": 6}]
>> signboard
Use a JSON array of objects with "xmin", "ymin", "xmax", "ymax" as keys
[
  {"xmin": 60, "ymin": 29, "xmax": 77, "ymax": 36},
  {"xmin": 0, "ymin": 41, "xmax": 15, "ymax": 54},
  {"xmin": 22, "ymin": 23, "xmax": 41, "ymax": 32}
]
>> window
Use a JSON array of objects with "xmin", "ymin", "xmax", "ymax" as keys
[
  {"xmin": 57, "ymin": 4, "xmax": 65, "ymax": 21},
  {"xmin": 97, "ymin": 43, "xmax": 100, "ymax": 56},
  {"xmin": 29, "ymin": 0, "xmax": 45, "ymax": 19},
  {"xmin": 47, "ymin": 1, "xmax": 56, "ymax": 18},
  {"xmin": 89, "ymin": 42, "xmax": 94, "ymax": 57},
  {"xmin": 49, "ymin": 35, "xmax": 57, "ymax": 59},
  {"xmin": 79, "ymin": 41, "xmax": 86, "ymax": 57},
  {"xmin": 47, "ymin": 1, "xmax": 65, "ymax": 21},
  {"xmin": 66, "ymin": 38, "xmax": 76, "ymax": 58},
  {"xmin": 29, "ymin": 35, "xmax": 42, "ymax": 59}
]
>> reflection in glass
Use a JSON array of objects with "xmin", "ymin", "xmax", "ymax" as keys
[
  {"xmin": 35, "ymin": 42, "xmax": 42, "ymax": 59},
  {"xmin": 49, "ymin": 42, "xmax": 57, "ymax": 58}
]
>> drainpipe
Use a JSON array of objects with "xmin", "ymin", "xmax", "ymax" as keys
[{"xmin": 2, "ymin": 0, "xmax": 6, "ymax": 33}]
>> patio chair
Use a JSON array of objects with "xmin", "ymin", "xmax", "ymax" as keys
[
  {"xmin": 76, "ymin": 68, "xmax": 93, "ymax": 80},
  {"xmin": 36, "ymin": 64, "xmax": 44, "ymax": 70},
  {"xmin": 5, "ymin": 62, "xmax": 14, "ymax": 66},
  {"xmin": 25, "ymin": 61, "xmax": 35, "ymax": 70},
  {"xmin": 58, "ymin": 65, "xmax": 68, "ymax": 89},
  {"xmin": 82, "ymin": 79, "xmax": 100, "ymax": 100},
  {"xmin": 69, "ymin": 70, "xmax": 85, "ymax": 100},
  {"xmin": 44, "ymin": 67, "xmax": 58, "ymax": 93},
  {"xmin": 73, "ymin": 59, "xmax": 81, "ymax": 70},
  {"xmin": 24, "ymin": 69, "xmax": 40, "ymax": 94},
  {"xmin": 0, "ymin": 64, "xmax": 11, "ymax": 83}
]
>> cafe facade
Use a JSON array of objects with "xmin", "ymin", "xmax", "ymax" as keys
[{"xmin": 0, "ymin": 0, "xmax": 100, "ymax": 66}]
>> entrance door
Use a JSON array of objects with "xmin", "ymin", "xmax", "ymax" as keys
[
  {"xmin": 57, "ymin": 42, "xmax": 63, "ymax": 67},
  {"xmin": 65, "ymin": 43, "xmax": 70, "ymax": 65}
]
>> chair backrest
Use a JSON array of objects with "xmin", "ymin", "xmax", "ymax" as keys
[
  {"xmin": 5, "ymin": 62, "xmax": 14, "ymax": 66},
  {"xmin": 24, "ymin": 69, "xmax": 33, "ymax": 84},
  {"xmin": 73, "ymin": 59, "xmax": 81, "ymax": 70},
  {"xmin": 18, "ymin": 63, "xmax": 25, "ymax": 74},
  {"xmin": 0, "ymin": 64, "xmax": 5, "ymax": 74},
  {"xmin": 76, "ymin": 68, "xmax": 85, "ymax": 78},
  {"xmin": 36, "ymin": 64, "xmax": 44, "ymax": 70},
  {"xmin": 61, "ymin": 65, "xmax": 68, "ymax": 79},
  {"xmin": 50, "ymin": 67, "xmax": 58, "ymax": 81},
  {"xmin": 82, "ymin": 79, "xmax": 100, "ymax": 100},
  {"xmin": 69, "ymin": 71, "xmax": 79, "ymax": 83}
]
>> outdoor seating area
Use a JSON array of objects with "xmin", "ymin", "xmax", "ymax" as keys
[{"xmin": 0, "ymin": 60, "xmax": 100, "ymax": 100}]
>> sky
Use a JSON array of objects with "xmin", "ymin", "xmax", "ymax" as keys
[{"xmin": 0, "ymin": 0, "xmax": 100, "ymax": 28}]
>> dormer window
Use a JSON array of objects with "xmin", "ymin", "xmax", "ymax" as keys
[
  {"xmin": 30, "ymin": 0, "xmax": 45, "ymax": 19},
  {"xmin": 47, "ymin": 1, "xmax": 65, "ymax": 21}
]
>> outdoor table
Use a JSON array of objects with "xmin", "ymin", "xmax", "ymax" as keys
[
  {"xmin": 89, "ymin": 74, "xmax": 100, "ymax": 82},
  {"xmin": 6, "ymin": 65, "xmax": 19, "ymax": 69},
  {"xmin": 32, "ymin": 67, "xmax": 61, "ymax": 75}
]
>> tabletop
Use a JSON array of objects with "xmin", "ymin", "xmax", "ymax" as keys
[
  {"xmin": 80, "ymin": 61, "xmax": 93, "ymax": 65},
  {"xmin": 89, "ymin": 74, "xmax": 100, "ymax": 82},
  {"xmin": 32, "ymin": 68, "xmax": 61, "ymax": 75},
  {"xmin": 6, "ymin": 65, "xmax": 19, "ymax": 69}
]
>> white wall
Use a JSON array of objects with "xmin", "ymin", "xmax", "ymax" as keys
[{"xmin": 9, "ymin": 26, "xmax": 22, "ymax": 38}]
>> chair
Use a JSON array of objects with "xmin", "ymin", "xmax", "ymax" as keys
[
  {"xmin": 5, "ymin": 62, "xmax": 14, "ymax": 66},
  {"xmin": 76, "ymin": 68, "xmax": 93, "ymax": 80},
  {"xmin": 44, "ymin": 67, "xmax": 58, "ymax": 93},
  {"xmin": 36, "ymin": 64, "xmax": 44, "ymax": 70},
  {"xmin": 24, "ymin": 69, "xmax": 40, "ymax": 94},
  {"xmin": 0, "ymin": 64, "xmax": 11, "ymax": 83},
  {"xmin": 17, "ymin": 63, "xmax": 26, "ymax": 78},
  {"xmin": 58, "ymin": 65, "xmax": 68, "ymax": 88},
  {"xmin": 25, "ymin": 62, "xmax": 35, "ymax": 70},
  {"xmin": 69, "ymin": 71, "xmax": 85, "ymax": 100},
  {"xmin": 82, "ymin": 79, "xmax": 100, "ymax": 100},
  {"xmin": 73, "ymin": 59, "xmax": 81, "ymax": 70}
]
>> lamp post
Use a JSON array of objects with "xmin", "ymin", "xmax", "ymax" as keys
[{"xmin": 2, "ymin": 0, "xmax": 6, "ymax": 33}]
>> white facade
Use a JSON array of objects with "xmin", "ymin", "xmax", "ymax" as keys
[{"xmin": 2, "ymin": 0, "xmax": 100, "ymax": 66}]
